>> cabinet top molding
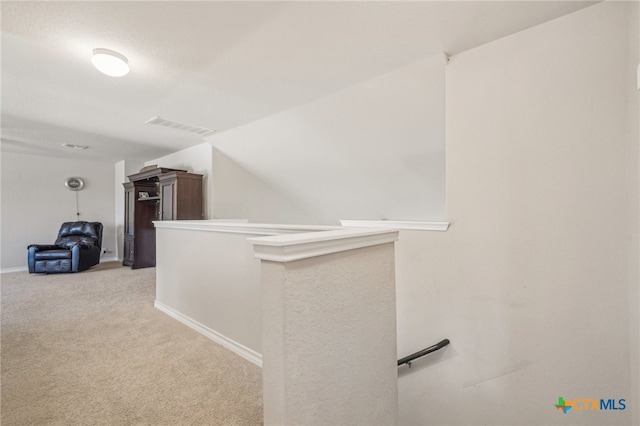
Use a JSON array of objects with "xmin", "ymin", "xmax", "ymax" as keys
[{"xmin": 127, "ymin": 167, "xmax": 188, "ymax": 182}]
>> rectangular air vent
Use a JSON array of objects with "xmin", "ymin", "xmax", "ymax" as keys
[
  {"xmin": 144, "ymin": 116, "xmax": 215, "ymax": 137},
  {"xmin": 61, "ymin": 143, "xmax": 89, "ymax": 150}
]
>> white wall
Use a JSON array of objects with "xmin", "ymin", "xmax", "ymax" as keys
[
  {"xmin": 396, "ymin": 2, "xmax": 637, "ymax": 425},
  {"xmin": 0, "ymin": 152, "xmax": 116, "ymax": 270},
  {"xmin": 153, "ymin": 221, "xmax": 339, "ymax": 366},
  {"xmin": 155, "ymin": 226, "xmax": 263, "ymax": 357},
  {"xmin": 211, "ymin": 148, "xmax": 319, "ymax": 223},
  {"xmin": 208, "ymin": 54, "xmax": 446, "ymax": 225},
  {"xmin": 259, "ymin": 242, "xmax": 398, "ymax": 426},
  {"xmin": 145, "ymin": 142, "xmax": 213, "ymax": 219}
]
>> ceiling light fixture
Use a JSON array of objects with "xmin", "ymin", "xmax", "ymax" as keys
[{"xmin": 91, "ymin": 48, "xmax": 129, "ymax": 77}]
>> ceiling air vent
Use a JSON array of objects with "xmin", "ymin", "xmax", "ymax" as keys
[
  {"xmin": 144, "ymin": 116, "xmax": 215, "ymax": 137},
  {"xmin": 61, "ymin": 143, "xmax": 89, "ymax": 150}
]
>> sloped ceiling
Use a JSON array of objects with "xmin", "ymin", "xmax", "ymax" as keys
[{"xmin": 1, "ymin": 1, "xmax": 598, "ymax": 163}]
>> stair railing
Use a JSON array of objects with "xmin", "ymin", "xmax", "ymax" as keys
[{"xmin": 397, "ymin": 339, "xmax": 450, "ymax": 368}]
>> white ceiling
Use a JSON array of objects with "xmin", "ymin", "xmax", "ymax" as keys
[{"xmin": 1, "ymin": 1, "xmax": 598, "ymax": 163}]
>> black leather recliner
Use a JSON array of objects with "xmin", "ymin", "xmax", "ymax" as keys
[{"xmin": 28, "ymin": 221, "xmax": 103, "ymax": 273}]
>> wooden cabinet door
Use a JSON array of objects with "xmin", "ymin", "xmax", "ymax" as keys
[
  {"xmin": 160, "ymin": 179, "xmax": 176, "ymax": 220},
  {"xmin": 124, "ymin": 185, "xmax": 135, "ymax": 236},
  {"xmin": 123, "ymin": 183, "xmax": 135, "ymax": 266},
  {"xmin": 123, "ymin": 236, "xmax": 134, "ymax": 266}
]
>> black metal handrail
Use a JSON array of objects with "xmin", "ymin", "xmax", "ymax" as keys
[{"xmin": 397, "ymin": 339, "xmax": 450, "ymax": 367}]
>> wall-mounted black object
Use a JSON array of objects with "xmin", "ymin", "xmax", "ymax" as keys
[{"xmin": 398, "ymin": 339, "xmax": 450, "ymax": 367}]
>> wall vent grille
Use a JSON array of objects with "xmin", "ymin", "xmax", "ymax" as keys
[
  {"xmin": 61, "ymin": 143, "xmax": 89, "ymax": 150},
  {"xmin": 144, "ymin": 116, "xmax": 215, "ymax": 137}
]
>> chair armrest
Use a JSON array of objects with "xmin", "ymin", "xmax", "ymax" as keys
[
  {"xmin": 72, "ymin": 244, "xmax": 101, "ymax": 272},
  {"xmin": 81, "ymin": 245, "xmax": 101, "ymax": 255}
]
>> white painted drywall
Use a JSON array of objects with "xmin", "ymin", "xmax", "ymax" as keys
[
  {"xmin": 260, "ymin": 243, "xmax": 398, "ymax": 426},
  {"xmin": 153, "ymin": 221, "xmax": 341, "ymax": 361},
  {"xmin": 211, "ymin": 148, "xmax": 319, "ymax": 224},
  {"xmin": 155, "ymin": 226, "xmax": 264, "ymax": 355},
  {"xmin": 208, "ymin": 54, "xmax": 446, "ymax": 225},
  {"xmin": 145, "ymin": 142, "xmax": 213, "ymax": 219},
  {"xmin": 396, "ymin": 3, "xmax": 637, "ymax": 425},
  {"xmin": 0, "ymin": 152, "xmax": 116, "ymax": 270}
]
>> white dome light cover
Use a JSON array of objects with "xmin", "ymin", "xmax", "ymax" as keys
[{"xmin": 91, "ymin": 48, "xmax": 129, "ymax": 77}]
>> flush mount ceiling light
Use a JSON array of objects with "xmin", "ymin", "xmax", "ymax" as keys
[{"xmin": 91, "ymin": 48, "xmax": 129, "ymax": 77}]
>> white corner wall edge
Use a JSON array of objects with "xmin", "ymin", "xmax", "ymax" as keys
[
  {"xmin": 249, "ymin": 228, "xmax": 399, "ymax": 262},
  {"xmin": 154, "ymin": 300, "xmax": 263, "ymax": 368},
  {"xmin": 340, "ymin": 219, "xmax": 450, "ymax": 231}
]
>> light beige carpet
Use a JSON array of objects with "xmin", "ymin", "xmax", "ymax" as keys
[{"xmin": 1, "ymin": 262, "xmax": 263, "ymax": 425}]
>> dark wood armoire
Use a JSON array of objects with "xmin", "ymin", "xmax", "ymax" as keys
[{"xmin": 123, "ymin": 167, "xmax": 203, "ymax": 269}]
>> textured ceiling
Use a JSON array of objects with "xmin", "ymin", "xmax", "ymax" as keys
[{"xmin": 1, "ymin": 1, "xmax": 598, "ymax": 162}]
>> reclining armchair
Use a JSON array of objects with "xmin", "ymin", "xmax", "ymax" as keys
[{"xmin": 28, "ymin": 221, "xmax": 103, "ymax": 273}]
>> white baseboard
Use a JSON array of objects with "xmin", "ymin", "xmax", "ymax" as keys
[
  {"xmin": 154, "ymin": 300, "xmax": 263, "ymax": 368},
  {"xmin": 1, "ymin": 266, "xmax": 28, "ymax": 274},
  {"xmin": 100, "ymin": 256, "xmax": 118, "ymax": 263}
]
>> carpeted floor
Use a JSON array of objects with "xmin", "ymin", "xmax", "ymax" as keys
[{"xmin": 1, "ymin": 262, "xmax": 263, "ymax": 425}]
